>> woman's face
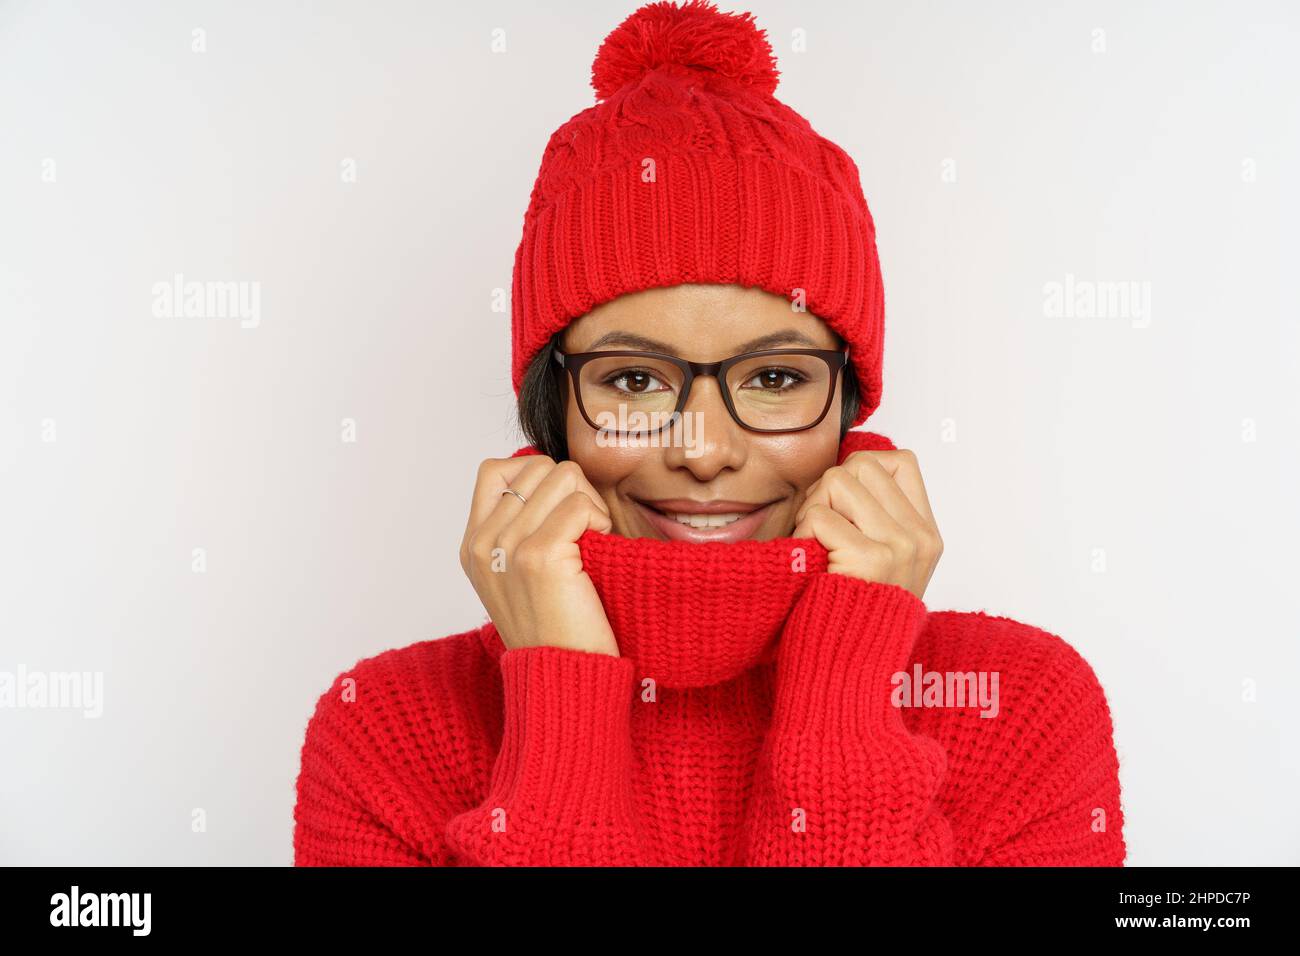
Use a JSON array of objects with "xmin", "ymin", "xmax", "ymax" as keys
[{"xmin": 561, "ymin": 283, "xmax": 845, "ymax": 542}]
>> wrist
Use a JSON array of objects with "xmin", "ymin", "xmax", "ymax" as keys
[
  {"xmin": 493, "ymin": 645, "xmax": 638, "ymax": 817},
  {"xmin": 774, "ymin": 571, "xmax": 928, "ymax": 742}
]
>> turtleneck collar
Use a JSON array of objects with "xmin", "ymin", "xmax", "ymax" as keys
[{"xmin": 477, "ymin": 429, "xmax": 897, "ymax": 689}]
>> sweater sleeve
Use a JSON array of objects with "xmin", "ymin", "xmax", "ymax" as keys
[
  {"xmin": 293, "ymin": 673, "xmax": 454, "ymax": 866},
  {"xmin": 740, "ymin": 571, "xmax": 1129, "ymax": 867},
  {"xmin": 969, "ymin": 632, "xmax": 1128, "ymax": 866},
  {"xmin": 442, "ymin": 644, "xmax": 663, "ymax": 866},
  {"xmin": 740, "ymin": 571, "xmax": 955, "ymax": 865}
]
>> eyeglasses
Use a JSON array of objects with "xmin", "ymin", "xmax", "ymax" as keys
[{"xmin": 552, "ymin": 346, "xmax": 850, "ymax": 435}]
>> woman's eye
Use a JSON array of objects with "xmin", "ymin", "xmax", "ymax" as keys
[
  {"xmin": 742, "ymin": 368, "xmax": 805, "ymax": 390},
  {"xmin": 606, "ymin": 369, "xmax": 670, "ymax": 393}
]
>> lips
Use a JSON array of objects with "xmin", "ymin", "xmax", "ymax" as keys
[
  {"xmin": 637, "ymin": 498, "xmax": 765, "ymax": 515},
  {"xmin": 632, "ymin": 497, "xmax": 778, "ymax": 543}
]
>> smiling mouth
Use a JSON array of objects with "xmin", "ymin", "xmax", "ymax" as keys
[
  {"xmin": 630, "ymin": 497, "xmax": 781, "ymax": 541},
  {"xmin": 654, "ymin": 508, "xmax": 750, "ymax": 528}
]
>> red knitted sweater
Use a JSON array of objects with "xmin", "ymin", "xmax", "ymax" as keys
[{"xmin": 292, "ymin": 430, "xmax": 1126, "ymax": 866}]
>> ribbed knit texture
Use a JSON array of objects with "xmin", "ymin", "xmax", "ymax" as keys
[
  {"xmin": 511, "ymin": 0, "xmax": 887, "ymax": 425},
  {"xmin": 293, "ymin": 430, "xmax": 1127, "ymax": 866}
]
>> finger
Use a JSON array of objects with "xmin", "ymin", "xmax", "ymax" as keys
[
  {"xmin": 792, "ymin": 502, "xmax": 890, "ymax": 570},
  {"xmin": 792, "ymin": 501, "xmax": 855, "ymax": 546},
  {"xmin": 520, "ymin": 492, "xmax": 614, "ymax": 566},
  {"xmin": 795, "ymin": 475, "xmax": 828, "ymax": 523},
  {"xmin": 465, "ymin": 455, "xmax": 553, "ymax": 544},
  {"xmin": 498, "ymin": 460, "xmax": 610, "ymax": 549},
  {"xmin": 467, "ymin": 457, "xmax": 556, "ymax": 559},
  {"xmin": 518, "ymin": 459, "xmax": 608, "ymax": 516},
  {"xmin": 462, "ymin": 457, "xmax": 554, "ymax": 570},
  {"xmin": 837, "ymin": 447, "xmax": 930, "ymax": 530},
  {"xmin": 794, "ymin": 465, "xmax": 909, "ymax": 547},
  {"xmin": 857, "ymin": 450, "xmax": 937, "ymax": 527},
  {"xmin": 512, "ymin": 494, "xmax": 613, "ymax": 582}
]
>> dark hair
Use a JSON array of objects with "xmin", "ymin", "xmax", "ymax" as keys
[{"xmin": 517, "ymin": 332, "xmax": 861, "ymax": 460}]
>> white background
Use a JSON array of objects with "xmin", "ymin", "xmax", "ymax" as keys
[{"xmin": 2, "ymin": 0, "xmax": 1297, "ymax": 865}]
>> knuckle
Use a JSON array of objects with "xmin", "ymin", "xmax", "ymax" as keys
[
  {"xmin": 519, "ymin": 455, "xmax": 554, "ymax": 480},
  {"xmin": 553, "ymin": 459, "xmax": 584, "ymax": 483},
  {"xmin": 821, "ymin": 465, "xmax": 847, "ymax": 488},
  {"xmin": 862, "ymin": 537, "xmax": 893, "ymax": 565},
  {"xmin": 805, "ymin": 502, "xmax": 832, "ymax": 521},
  {"xmin": 512, "ymin": 538, "xmax": 547, "ymax": 571},
  {"xmin": 514, "ymin": 454, "xmax": 551, "ymax": 476},
  {"xmin": 468, "ymin": 534, "xmax": 495, "ymax": 568},
  {"xmin": 495, "ymin": 528, "xmax": 521, "ymax": 554},
  {"xmin": 893, "ymin": 534, "xmax": 918, "ymax": 560},
  {"xmin": 910, "ymin": 518, "xmax": 940, "ymax": 550}
]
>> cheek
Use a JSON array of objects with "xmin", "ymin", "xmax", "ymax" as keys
[
  {"xmin": 566, "ymin": 410, "xmax": 643, "ymax": 503},
  {"xmin": 569, "ymin": 439, "xmax": 643, "ymax": 486},
  {"xmin": 757, "ymin": 426, "xmax": 841, "ymax": 496}
]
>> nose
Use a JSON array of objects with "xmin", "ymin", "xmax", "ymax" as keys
[{"xmin": 661, "ymin": 373, "xmax": 746, "ymax": 479}]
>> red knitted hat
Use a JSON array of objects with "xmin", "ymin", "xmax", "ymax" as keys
[{"xmin": 511, "ymin": 0, "xmax": 885, "ymax": 426}]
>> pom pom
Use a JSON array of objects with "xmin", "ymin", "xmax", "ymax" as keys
[{"xmin": 591, "ymin": 0, "xmax": 780, "ymax": 101}]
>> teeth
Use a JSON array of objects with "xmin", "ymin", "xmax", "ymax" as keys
[{"xmin": 665, "ymin": 511, "xmax": 745, "ymax": 528}]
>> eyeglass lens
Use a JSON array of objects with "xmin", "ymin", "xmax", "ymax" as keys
[{"xmin": 575, "ymin": 352, "xmax": 835, "ymax": 432}]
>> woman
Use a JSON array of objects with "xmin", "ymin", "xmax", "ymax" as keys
[{"xmin": 293, "ymin": 0, "xmax": 1125, "ymax": 866}]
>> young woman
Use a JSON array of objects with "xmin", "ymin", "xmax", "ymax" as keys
[{"xmin": 293, "ymin": 0, "xmax": 1125, "ymax": 866}]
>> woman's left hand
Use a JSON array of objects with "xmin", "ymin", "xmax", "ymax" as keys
[{"xmin": 791, "ymin": 449, "xmax": 943, "ymax": 601}]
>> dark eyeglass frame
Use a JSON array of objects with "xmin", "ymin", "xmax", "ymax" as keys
[{"xmin": 552, "ymin": 346, "xmax": 850, "ymax": 435}]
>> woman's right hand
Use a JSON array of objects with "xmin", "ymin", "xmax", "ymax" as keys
[{"xmin": 460, "ymin": 455, "xmax": 620, "ymax": 657}]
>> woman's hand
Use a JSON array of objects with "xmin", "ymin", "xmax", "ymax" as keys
[
  {"xmin": 460, "ymin": 456, "xmax": 620, "ymax": 656},
  {"xmin": 791, "ymin": 449, "xmax": 943, "ymax": 601}
]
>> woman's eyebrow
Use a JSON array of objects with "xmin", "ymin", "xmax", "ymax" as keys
[{"xmin": 585, "ymin": 329, "xmax": 821, "ymax": 353}]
